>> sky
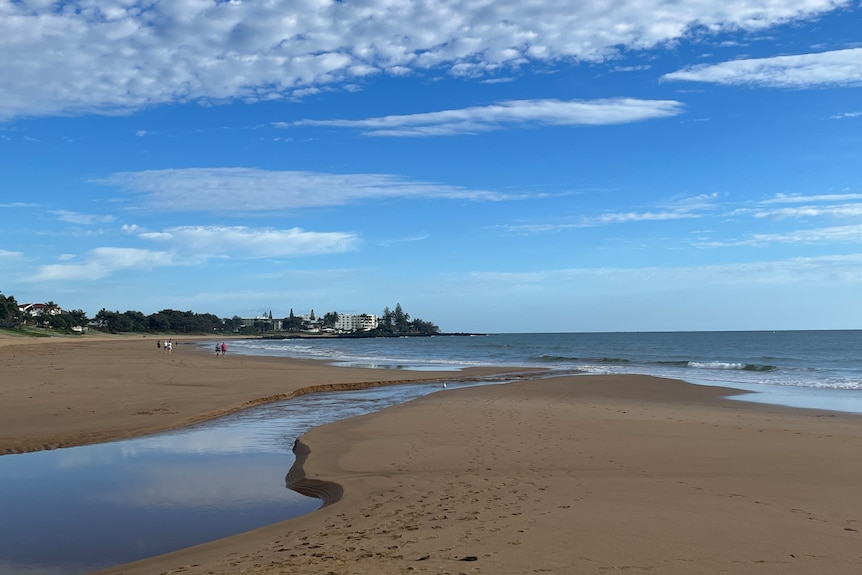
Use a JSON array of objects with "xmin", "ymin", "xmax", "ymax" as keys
[{"xmin": 1, "ymin": 0, "xmax": 861, "ymax": 334}]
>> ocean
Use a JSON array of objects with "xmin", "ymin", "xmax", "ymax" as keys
[{"xmin": 220, "ymin": 330, "xmax": 862, "ymax": 414}]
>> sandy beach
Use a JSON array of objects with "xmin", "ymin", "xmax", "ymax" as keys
[
  {"xmin": 3, "ymin": 335, "xmax": 862, "ymax": 574},
  {"xmin": 0, "ymin": 334, "xmax": 510, "ymax": 455}
]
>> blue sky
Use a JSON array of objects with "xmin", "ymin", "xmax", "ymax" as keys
[{"xmin": 1, "ymin": 0, "xmax": 861, "ymax": 333}]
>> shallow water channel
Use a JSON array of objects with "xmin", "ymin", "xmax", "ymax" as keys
[{"xmin": 0, "ymin": 378, "xmax": 481, "ymax": 575}]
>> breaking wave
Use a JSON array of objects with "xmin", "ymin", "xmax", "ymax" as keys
[{"xmin": 688, "ymin": 361, "xmax": 777, "ymax": 372}]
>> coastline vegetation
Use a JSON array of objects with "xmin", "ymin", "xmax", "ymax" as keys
[{"xmin": 0, "ymin": 291, "xmax": 440, "ymax": 337}]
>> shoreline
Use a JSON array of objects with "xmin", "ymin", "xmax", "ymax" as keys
[
  {"xmin": 4, "ymin": 335, "xmax": 862, "ymax": 574},
  {"xmin": 97, "ymin": 374, "xmax": 862, "ymax": 575},
  {"xmin": 0, "ymin": 334, "xmax": 526, "ymax": 455}
]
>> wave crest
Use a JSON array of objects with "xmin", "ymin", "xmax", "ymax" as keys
[{"xmin": 688, "ymin": 361, "xmax": 776, "ymax": 372}]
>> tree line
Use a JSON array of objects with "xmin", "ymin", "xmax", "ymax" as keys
[{"xmin": 1, "ymin": 292, "xmax": 439, "ymax": 336}]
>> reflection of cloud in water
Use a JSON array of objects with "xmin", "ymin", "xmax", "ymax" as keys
[
  {"xmin": 92, "ymin": 458, "xmax": 300, "ymax": 509},
  {"xmin": 47, "ymin": 445, "xmax": 120, "ymax": 470},
  {"xmin": 45, "ymin": 428, "xmax": 273, "ymax": 471},
  {"xmin": 119, "ymin": 427, "xmax": 273, "ymax": 457}
]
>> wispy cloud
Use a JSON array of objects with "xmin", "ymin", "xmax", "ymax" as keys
[
  {"xmin": 761, "ymin": 192, "xmax": 862, "ymax": 204},
  {"xmin": 285, "ymin": 98, "xmax": 685, "ymax": 136},
  {"xmin": 31, "ymin": 248, "xmax": 174, "ymax": 282},
  {"xmin": 138, "ymin": 226, "xmax": 358, "ymax": 258},
  {"xmin": 0, "ymin": 0, "xmax": 846, "ymax": 120},
  {"xmin": 28, "ymin": 224, "xmax": 357, "ymax": 283},
  {"xmin": 701, "ymin": 224, "xmax": 862, "ymax": 247},
  {"xmin": 501, "ymin": 193, "xmax": 717, "ymax": 233},
  {"xmin": 750, "ymin": 192, "xmax": 862, "ymax": 219},
  {"xmin": 753, "ymin": 204, "xmax": 862, "ymax": 219},
  {"xmin": 97, "ymin": 168, "xmax": 513, "ymax": 212},
  {"xmin": 53, "ymin": 210, "xmax": 117, "ymax": 225},
  {"xmin": 663, "ymin": 48, "xmax": 862, "ymax": 88}
]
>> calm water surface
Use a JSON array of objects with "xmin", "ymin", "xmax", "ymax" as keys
[{"xmin": 0, "ymin": 379, "xmax": 477, "ymax": 575}]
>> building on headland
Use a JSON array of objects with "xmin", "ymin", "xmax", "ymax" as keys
[
  {"xmin": 334, "ymin": 313, "xmax": 378, "ymax": 333},
  {"xmin": 234, "ymin": 310, "xmax": 379, "ymax": 335},
  {"xmin": 240, "ymin": 312, "xmax": 282, "ymax": 332}
]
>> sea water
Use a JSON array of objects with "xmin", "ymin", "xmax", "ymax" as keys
[{"xmin": 223, "ymin": 330, "xmax": 862, "ymax": 413}]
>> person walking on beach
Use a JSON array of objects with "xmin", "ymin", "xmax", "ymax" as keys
[
  {"xmin": 220, "ymin": 342, "xmax": 227, "ymax": 357},
  {"xmin": 215, "ymin": 342, "xmax": 221, "ymax": 357}
]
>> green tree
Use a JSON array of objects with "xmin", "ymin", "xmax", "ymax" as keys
[
  {"xmin": 281, "ymin": 308, "xmax": 301, "ymax": 332},
  {"xmin": 68, "ymin": 309, "xmax": 89, "ymax": 327},
  {"xmin": 123, "ymin": 310, "xmax": 148, "ymax": 332},
  {"xmin": 380, "ymin": 306, "xmax": 393, "ymax": 333},
  {"xmin": 47, "ymin": 313, "xmax": 72, "ymax": 331},
  {"xmin": 393, "ymin": 303, "xmax": 410, "ymax": 334},
  {"xmin": 322, "ymin": 311, "xmax": 339, "ymax": 328},
  {"xmin": 410, "ymin": 318, "xmax": 440, "ymax": 335},
  {"xmin": 223, "ymin": 315, "xmax": 243, "ymax": 332},
  {"xmin": 0, "ymin": 293, "xmax": 23, "ymax": 326}
]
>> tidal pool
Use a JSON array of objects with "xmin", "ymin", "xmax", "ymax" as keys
[{"xmin": 0, "ymin": 379, "xmax": 470, "ymax": 575}]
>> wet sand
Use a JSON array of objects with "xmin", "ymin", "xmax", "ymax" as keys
[
  {"xmin": 0, "ymin": 334, "xmax": 512, "ymax": 455},
  {"xmin": 3, "ymin": 335, "xmax": 862, "ymax": 574}
]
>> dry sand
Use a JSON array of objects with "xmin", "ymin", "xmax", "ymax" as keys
[
  {"xmin": 0, "ymin": 334, "xmax": 510, "ymax": 455},
  {"xmin": 3, "ymin": 334, "xmax": 862, "ymax": 574}
]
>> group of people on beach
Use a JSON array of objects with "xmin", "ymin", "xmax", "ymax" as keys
[
  {"xmin": 157, "ymin": 338, "xmax": 173, "ymax": 353},
  {"xmin": 215, "ymin": 341, "xmax": 227, "ymax": 357}
]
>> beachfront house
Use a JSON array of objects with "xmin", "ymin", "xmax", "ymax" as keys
[{"xmin": 18, "ymin": 303, "xmax": 64, "ymax": 318}]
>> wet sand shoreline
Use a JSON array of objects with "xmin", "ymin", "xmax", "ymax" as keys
[
  {"xmin": 0, "ymin": 334, "xmax": 520, "ymax": 455},
  {"xmin": 3, "ymin": 334, "xmax": 862, "ymax": 574}
]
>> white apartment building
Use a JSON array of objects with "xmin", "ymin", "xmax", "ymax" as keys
[{"xmin": 334, "ymin": 313, "xmax": 378, "ymax": 333}]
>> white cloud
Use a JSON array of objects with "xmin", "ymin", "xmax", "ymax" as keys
[
  {"xmin": 27, "ymin": 225, "xmax": 356, "ymax": 284},
  {"xmin": 288, "ymin": 98, "xmax": 684, "ymax": 136},
  {"xmin": 501, "ymin": 193, "xmax": 717, "ymax": 233},
  {"xmin": 0, "ymin": 0, "xmax": 848, "ymax": 119},
  {"xmin": 53, "ymin": 210, "xmax": 116, "ymax": 225},
  {"xmin": 593, "ymin": 209, "xmax": 701, "ymax": 225},
  {"xmin": 702, "ymin": 224, "xmax": 862, "ymax": 247},
  {"xmin": 753, "ymin": 203, "xmax": 862, "ymax": 219},
  {"xmin": 761, "ymin": 192, "xmax": 862, "ymax": 204},
  {"xmin": 32, "ymin": 248, "xmax": 174, "ymax": 282},
  {"xmin": 0, "ymin": 249, "xmax": 23, "ymax": 258},
  {"xmin": 749, "ymin": 193, "xmax": 862, "ymax": 219},
  {"xmin": 663, "ymin": 47, "xmax": 862, "ymax": 87},
  {"xmin": 138, "ymin": 226, "xmax": 358, "ymax": 257},
  {"xmin": 97, "ymin": 167, "xmax": 512, "ymax": 212}
]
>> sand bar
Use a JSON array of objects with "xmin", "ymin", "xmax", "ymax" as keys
[
  {"xmin": 0, "ymin": 334, "xmax": 516, "ymax": 455},
  {"xmin": 3, "ymin": 335, "xmax": 862, "ymax": 574}
]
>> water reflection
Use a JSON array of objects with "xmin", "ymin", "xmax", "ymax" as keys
[{"xmin": 0, "ymin": 379, "xmax": 473, "ymax": 575}]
